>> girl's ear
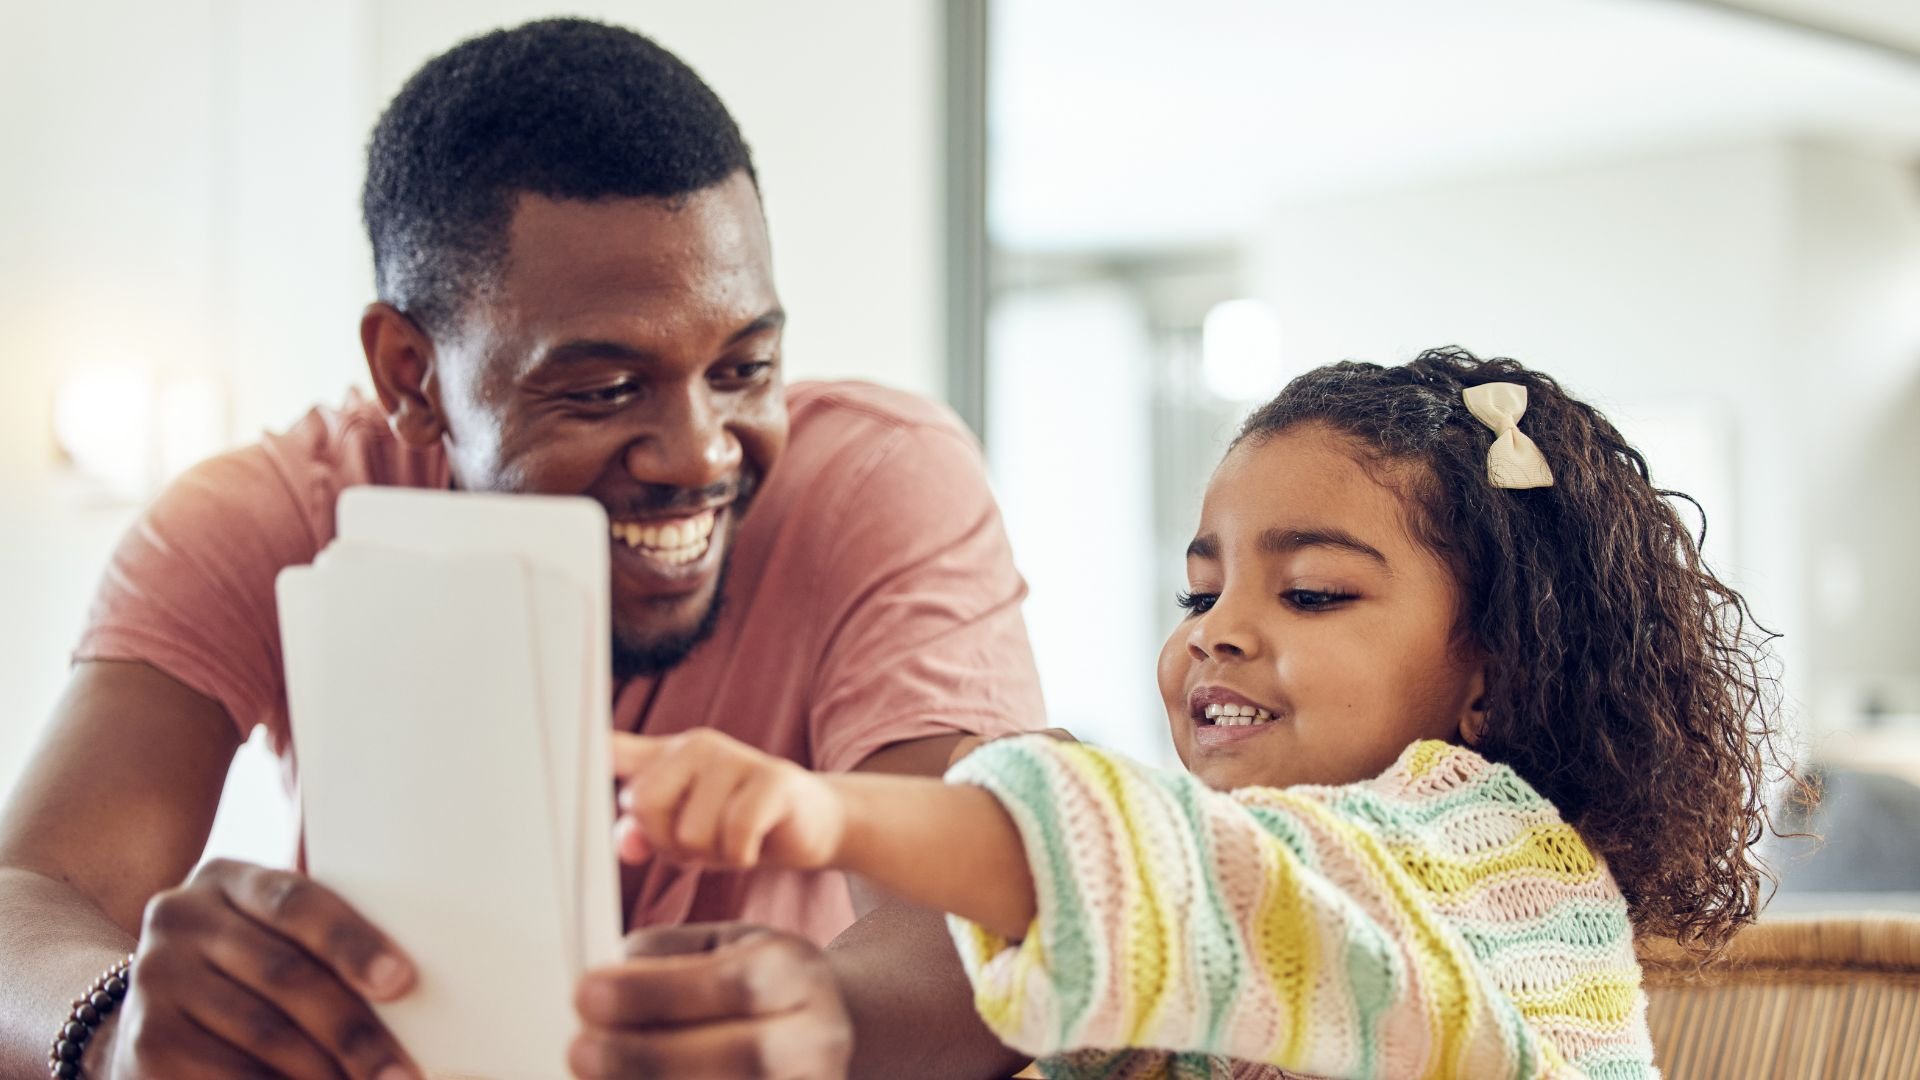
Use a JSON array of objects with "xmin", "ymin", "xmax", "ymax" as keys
[{"xmin": 1460, "ymin": 667, "xmax": 1490, "ymax": 746}]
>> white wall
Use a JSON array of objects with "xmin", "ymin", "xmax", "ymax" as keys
[
  {"xmin": 0, "ymin": 0, "xmax": 225, "ymax": 801},
  {"xmin": 987, "ymin": 285, "xmax": 1170, "ymax": 765},
  {"xmin": 1784, "ymin": 142, "xmax": 1920, "ymax": 726},
  {"xmin": 373, "ymin": 0, "xmax": 945, "ymax": 400},
  {"xmin": 213, "ymin": 0, "xmax": 947, "ymax": 446},
  {"xmin": 215, "ymin": 1, "xmax": 384, "ymax": 436},
  {"xmin": 1246, "ymin": 139, "xmax": 1920, "ymax": 735},
  {"xmin": 0, "ymin": 1, "xmax": 946, "ymax": 859}
]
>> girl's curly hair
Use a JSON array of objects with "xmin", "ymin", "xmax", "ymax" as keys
[{"xmin": 1237, "ymin": 347, "xmax": 1798, "ymax": 954}]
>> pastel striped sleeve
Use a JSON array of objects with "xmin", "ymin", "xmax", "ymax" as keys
[{"xmin": 942, "ymin": 736, "xmax": 1600, "ymax": 1079}]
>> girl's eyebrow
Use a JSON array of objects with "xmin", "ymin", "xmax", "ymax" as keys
[
  {"xmin": 1186, "ymin": 534, "xmax": 1220, "ymax": 560},
  {"xmin": 1259, "ymin": 527, "xmax": 1389, "ymax": 567},
  {"xmin": 1185, "ymin": 528, "xmax": 1391, "ymax": 569}
]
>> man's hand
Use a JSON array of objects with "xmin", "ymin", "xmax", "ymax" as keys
[
  {"xmin": 102, "ymin": 859, "xmax": 420, "ymax": 1080},
  {"xmin": 571, "ymin": 923, "xmax": 852, "ymax": 1080},
  {"xmin": 611, "ymin": 730, "xmax": 846, "ymax": 871}
]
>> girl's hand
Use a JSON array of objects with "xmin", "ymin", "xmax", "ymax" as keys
[{"xmin": 610, "ymin": 730, "xmax": 847, "ymax": 871}]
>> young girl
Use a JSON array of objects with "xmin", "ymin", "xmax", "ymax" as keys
[{"xmin": 605, "ymin": 349, "xmax": 1788, "ymax": 1078}]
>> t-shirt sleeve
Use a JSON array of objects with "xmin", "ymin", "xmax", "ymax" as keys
[
  {"xmin": 804, "ymin": 421, "xmax": 1047, "ymax": 774},
  {"xmin": 943, "ymin": 737, "xmax": 1590, "ymax": 1079},
  {"xmin": 73, "ymin": 446, "xmax": 320, "ymax": 747}
]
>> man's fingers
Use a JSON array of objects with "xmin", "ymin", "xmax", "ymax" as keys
[
  {"xmin": 176, "ymin": 964, "xmax": 350, "ymax": 1080},
  {"xmin": 570, "ymin": 1009, "xmax": 851, "ymax": 1080},
  {"xmin": 139, "ymin": 1007, "xmax": 290, "ymax": 1079},
  {"xmin": 575, "ymin": 924, "xmax": 854, "ymax": 1080},
  {"xmin": 198, "ymin": 908, "xmax": 419, "ymax": 1080},
  {"xmin": 578, "ymin": 931, "xmax": 816, "ymax": 1026},
  {"xmin": 620, "ymin": 921, "xmax": 762, "ymax": 960},
  {"xmin": 117, "ymin": 944, "xmax": 335, "ymax": 1080},
  {"xmin": 206, "ymin": 861, "xmax": 414, "ymax": 1002}
]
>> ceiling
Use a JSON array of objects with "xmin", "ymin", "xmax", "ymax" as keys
[
  {"xmin": 1709, "ymin": 0, "xmax": 1920, "ymax": 56},
  {"xmin": 989, "ymin": 0, "xmax": 1920, "ymax": 252}
]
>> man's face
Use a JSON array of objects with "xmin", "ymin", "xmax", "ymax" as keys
[{"xmin": 427, "ymin": 173, "xmax": 788, "ymax": 676}]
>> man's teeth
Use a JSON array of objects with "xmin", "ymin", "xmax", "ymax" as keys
[
  {"xmin": 1203, "ymin": 703, "xmax": 1277, "ymax": 727},
  {"xmin": 610, "ymin": 510, "xmax": 717, "ymax": 564}
]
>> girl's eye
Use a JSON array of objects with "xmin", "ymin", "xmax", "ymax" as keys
[
  {"xmin": 1175, "ymin": 590, "xmax": 1217, "ymax": 615},
  {"xmin": 1285, "ymin": 588, "xmax": 1354, "ymax": 612}
]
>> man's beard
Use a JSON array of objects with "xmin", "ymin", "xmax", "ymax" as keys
[
  {"xmin": 605, "ymin": 463, "xmax": 761, "ymax": 680},
  {"xmin": 610, "ymin": 552, "xmax": 733, "ymax": 680}
]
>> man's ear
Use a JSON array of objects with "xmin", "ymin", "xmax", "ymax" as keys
[
  {"xmin": 361, "ymin": 302, "xmax": 446, "ymax": 448},
  {"xmin": 1460, "ymin": 666, "xmax": 1490, "ymax": 747}
]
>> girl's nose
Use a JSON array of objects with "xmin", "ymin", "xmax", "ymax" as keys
[{"xmin": 1187, "ymin": 596, "xmax": 1262, "ymax": 663}]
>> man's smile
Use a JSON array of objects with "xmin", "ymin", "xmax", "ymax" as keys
[
  {"xmin": 610, "ymin": 507, "xmax": 718, "ymax": 565},
  {"xmin": 609, "ymin": 506, "xmax": 730, "ymax": 593}
]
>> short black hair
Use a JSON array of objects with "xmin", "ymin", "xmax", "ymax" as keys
[{"xmin": 362, "ymin": 17, "xmax": 756, "ymax": 334}]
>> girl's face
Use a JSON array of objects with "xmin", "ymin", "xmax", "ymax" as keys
[{"xmin": 1160, "ymin": 423, "xmax": 1485, "ymax": 791}]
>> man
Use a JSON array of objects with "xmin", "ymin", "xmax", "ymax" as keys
[{"xmin": 0, "ymin": 18, "xmax": 1042, "ymax": 1080}]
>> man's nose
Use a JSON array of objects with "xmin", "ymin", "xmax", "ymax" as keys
[{"xmin": 624, "ymin": 386, "xmax": 743, "ymax": 492}]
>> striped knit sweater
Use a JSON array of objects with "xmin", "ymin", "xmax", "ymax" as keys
[{"xmin": 943, "ymin": 736, "xmax": 1656, "ymax": 1079}]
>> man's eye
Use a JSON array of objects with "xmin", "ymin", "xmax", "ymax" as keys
[
  {"xmin": 714, "ymin": 360, "xmax": 773, "ymax": 384},
  {"xmin": 1175, "ymin": 591, "xmax": 1217, "ymax": 615},
  {"xmin": 1285, "ymin": 589, "xmax": 1353, "ymax": 611},
  {"xmin": 567, "ymin": 380, "xmax": 640, "ymax": 405}
]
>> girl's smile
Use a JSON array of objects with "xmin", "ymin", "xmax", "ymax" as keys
[{"xmin": 1187, "ymin": 685, "xmax": 1286, "ymax": 748}]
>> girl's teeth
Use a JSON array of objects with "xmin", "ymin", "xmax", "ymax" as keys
[{"xmin": 1201, "ymin": 703, "xmax": 1276, "ymax": 726}]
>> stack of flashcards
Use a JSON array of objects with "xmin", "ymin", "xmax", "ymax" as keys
[{"xmin": 277, "ymin": 487, "xmax": 624, "ymax": 1080}]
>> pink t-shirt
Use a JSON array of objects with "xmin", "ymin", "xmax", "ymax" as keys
[{"xmin": 76, "ymin": 380, "xmax": 1046, "ymax": 946}]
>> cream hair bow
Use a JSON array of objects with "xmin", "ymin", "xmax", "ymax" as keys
[{"xmin": 1462, "ymin": 382, "xmax": 1554, "ymax": 489}]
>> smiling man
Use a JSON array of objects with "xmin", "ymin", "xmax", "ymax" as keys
[
  {"xmin": 0, "ymin": 19, "xmax": 1042, "ymax": 1080},
  {"xmin": 403, "ymin": 181, "xmax": 783, "ymax": 684}
]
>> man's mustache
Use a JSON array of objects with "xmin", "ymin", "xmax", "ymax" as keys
[{"xmin": 609, "ymin": 470, "xmax": 759, "ymax": 517}]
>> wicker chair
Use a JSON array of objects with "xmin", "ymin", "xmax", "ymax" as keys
[
  {"xmin": 1012, "ymin": 915, "xmax": 1920, "ymax": 1078},
  {"xmin": 1638, "ymin": 914, "xmax": 1920, "ymax": 1079}
]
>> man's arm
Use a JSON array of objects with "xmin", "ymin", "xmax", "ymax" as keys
[
  {"xmin": 793, "ymin": 416, "xmax": 1043, "ymax": 1078},
  {"xmin": 0, "ymin": 662, "xmax": 232, "ymax": 1076},
  {"xmin": 0, "ymin": 662, "xmax": 421, "ymax": 1080}
]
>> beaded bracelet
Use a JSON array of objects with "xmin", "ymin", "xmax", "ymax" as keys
[{"xmin": 47, "ymin": 955, "xmax": 132, "ymax": 1080}]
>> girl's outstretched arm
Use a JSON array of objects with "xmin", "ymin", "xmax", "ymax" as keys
[
  {"xmin": 614, "ymin": 729, "xmax": 1651, "ymax": 1077},
  {"xmin": 610, "ymin": 729, "xmax": 1037, "ymax": 939},
  {"xmin": 937, "ymin": 735, "xmax": 1650, "ymax": 1078}
]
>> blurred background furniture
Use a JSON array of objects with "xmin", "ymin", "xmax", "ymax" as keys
[
  {"xmin": 1640, "ymin": 915, "xmax": 1920, "ymax": 1078},
  {"xmin": 1766, "ymin": 751, "xmax": 1920, "ymax": 914}
]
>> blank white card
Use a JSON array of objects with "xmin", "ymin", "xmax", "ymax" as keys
[{"xmin": 280, "ymin": 490, "xmax": 623, "ymax": 1080}]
